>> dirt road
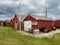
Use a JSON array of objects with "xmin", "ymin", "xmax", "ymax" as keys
[{"xmin": 18, "ymin": 29, "xmax": 60, "ymax": 39}]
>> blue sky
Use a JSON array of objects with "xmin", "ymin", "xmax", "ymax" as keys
[{"xmin": 0, "ymin": 0, "xmax": 60, "ymax": 20}]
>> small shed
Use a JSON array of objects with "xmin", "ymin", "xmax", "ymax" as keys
[
  {"xmin": 0, "ymin": 14, "xmax": 20, "ymax": 30},
  {"xmin": 12, "ymin": 14, "xmax": 20, "ymax": 30},
  {"xmin": 23, "ymin": 14, "xmax": 53, "ymax": 32},
  {"xmin": 6, "ymin": 20, "xmax": 13, "ymax": 27},
  {"xmin": 24, "ymin": 15, "xmax": 37, "ymax": 31}
]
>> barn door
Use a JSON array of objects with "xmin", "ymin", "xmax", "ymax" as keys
[{"xmin": 24, "ymin": 21, "xmax": 32, "ymax": 31}]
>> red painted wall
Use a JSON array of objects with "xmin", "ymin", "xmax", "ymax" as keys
[
  {"xmin": 6, "ymin": 22, "xmax": 12, "ymax": 27},
  {"xmin": 32, "ymin": 25, "xmax": 37, "ymax": 29},
  {"xmin": 37, "ymin": 20, "xmax": 53, "ymax": 30},
  {"xmin": 24, "ymin": 15, "xmax": 37, "ymax": 21},
  {"xmin": 54, "ymin": 20, "xmax": 60, "ymax": 28}
]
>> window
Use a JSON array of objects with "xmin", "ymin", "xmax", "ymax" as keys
[
  {"xmin": 16, "ymin": 22, "xmax": 18, "ymax": 25},
  {"xmin": 32, "ymin": 22, "xmax": 37, "ymax": 25}
]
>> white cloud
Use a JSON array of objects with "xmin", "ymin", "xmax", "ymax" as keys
[
  {"xmin": 20, "ymin": 0, "xmax": 32, "ymax": 7},
  {"xmin": 20, "ymin": 0, "xmax": 30, "ymax": 5},
  {"xmin": 0, "ymin": 15, "xmax": 6, "ymax": 18},
  {"xmin": 58, "ymin": 3, "xmax": 60, "ymax": 10},
  {"xmin": 0, "ymin": 1, "xmax": 20, "ymax": 6},
  {"xmin": 29, "ymin": 6, "xmax": 35, "ymax": 9},
  {"xmin": 40, "ymin": 0, "xmax": 46, "ymax": 6},
  {"xmin": 0, "ymin": 0, "xmax": 60, "ymax": 20}
]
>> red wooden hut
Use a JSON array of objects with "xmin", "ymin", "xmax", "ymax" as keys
[
  {"xmin": 24, "ymin": 14, "xmax": 53, "ymax": 32},
  {"xmin": 6, "ymin": 20, "xmax": 13, "ymax": 27},
  {"xmin": 12, "ymin": 14, "xmax": 20, "ymax": 30},
  {"xmin": 6, "ymin": 14, "xmax": 20, "ymax": 30}
]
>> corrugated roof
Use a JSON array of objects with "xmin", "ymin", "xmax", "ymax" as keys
[{"xmin": 29, "ymin": 15, "xmax": 53, "ymax": 20}]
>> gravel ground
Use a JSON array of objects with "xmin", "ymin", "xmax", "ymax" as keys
[{"xmin": 17, "ymin": 29, "xmax": 60, "ymax": 39}]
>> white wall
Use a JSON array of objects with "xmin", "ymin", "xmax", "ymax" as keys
[{"xmin": 24, "ymin": 21, "xmax": 32, "ymax": 31}]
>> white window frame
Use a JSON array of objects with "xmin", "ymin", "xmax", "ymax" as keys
[{"xmin": 32, "ymin": 22, "xmax": 37, "ymax": 25}]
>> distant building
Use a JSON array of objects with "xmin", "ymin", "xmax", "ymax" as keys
[
  {"xmin": 0, "ymin": 21, "xmax": 6, "ymax": 26},
  {"xmin": 0, "ymin": 14, "xmax": 20, "ymax": 30},
  {"xmin": 54, "ymin": 20, "xmax": 60, "ymax": 28}
]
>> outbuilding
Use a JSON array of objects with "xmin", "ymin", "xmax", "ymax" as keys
[
  {"xmin": 12, "ymin": 14, "xmax": 20, "ymax": 30},
  {"xmin": 23, "ymin": 14, "xmax": 53, "ymax": 32},
  {"xmin": 0, "ymin": 14, "xmax": 20, "ymax": 30},
  {"xmin": 54, "ymin": 20, "xmax": 60, "ymax": 28}
]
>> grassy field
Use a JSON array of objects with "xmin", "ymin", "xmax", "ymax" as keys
[{"xmin": 0, "ymin": 26, "xmax": 60, "ymax": 45}]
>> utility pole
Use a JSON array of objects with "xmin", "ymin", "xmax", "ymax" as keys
[
  {"xmin": 45, "ymin": 0, "xmax": 47, "ymax": 17},
  {"xmin": 19, "ymin": 2, "xmax": 21, "ymax": 33}
]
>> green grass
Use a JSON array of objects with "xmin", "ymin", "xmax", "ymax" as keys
[{"xmin": 0, "ymin": 26, "xmax": 60, "ymax": 45}]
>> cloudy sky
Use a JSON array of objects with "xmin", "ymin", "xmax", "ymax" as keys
[{"xmin": 0, "ymin": 0, "xmax": 60, "ymax": 20}]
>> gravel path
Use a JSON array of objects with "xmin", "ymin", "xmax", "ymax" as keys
[{"xmin": 17, "ymin": 29, "xmax": 60, "ymax": 39}]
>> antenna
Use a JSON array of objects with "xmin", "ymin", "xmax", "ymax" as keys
[{"xmin": 28, "ymin": 7, "xmax": 30, "ymax": 15}]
